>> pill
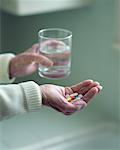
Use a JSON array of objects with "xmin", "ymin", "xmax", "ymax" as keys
[
  {"xmin": 66, "ymin": 93, "xmax": 80, "ymax": 102},
  {"xmin": 66, "ymin": 96, "xmax": 72, "ymax": 102},
  {"xmin": 72, "ymin": 98, "xmax": 81, "ymax": 102},
  {"xmin": 65, "ymin": 94, "xmax": 70, "ymax": 99},
  {"xmin": 78, "ymin": 94, "xmax": 83, "ymax": 99},
  {"xmin": 69, "ymin": 93, "xmax": 78, "ymax": 97},
  {"xmin": 70, "ymin": 96, "xmax": 75, "ymax": 100},
  {"xmin": 74, "ymin": 95, "xmax": 79, "ymax": 99}
]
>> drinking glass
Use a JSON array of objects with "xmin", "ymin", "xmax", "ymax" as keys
[{"xmin": 38, "ymin": 28, "xmax": 72, "ymax": 79}]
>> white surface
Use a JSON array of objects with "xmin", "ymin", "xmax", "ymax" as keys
[
  {"xmin": 0, "ymin": 108, "xmax": 119, "ymax": 150},
  {"xmin": 1, "ymin": 0, "xmax": 94, "ymax": 16},
  {"xmin": 14, "ymin": 123, "xmax": 119, "ymax": 150}
]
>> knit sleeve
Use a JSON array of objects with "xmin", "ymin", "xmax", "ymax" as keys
[
  {"xmin": 0, "ymin": 81, "xmax": 42, "ymax": 120},
  {"xmin": 0, "ymin": 53, "xmax": 16, "ymax": 84},
  {"xmin": 19, "ymin": 81, "xmax": 42, "ymax": 111}
]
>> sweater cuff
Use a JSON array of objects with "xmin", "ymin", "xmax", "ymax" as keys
[
  {"xmin": 0, "ymin": 53, "xmax": 16, "ymax": 84},
  {"xmin": 19, "ymin": 81, "xmax": 42, "ymax": 112}
]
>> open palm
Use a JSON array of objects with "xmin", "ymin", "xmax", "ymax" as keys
[{"xmin": 40, "ymin": 80, "xmax": 102, "ymax": 115}]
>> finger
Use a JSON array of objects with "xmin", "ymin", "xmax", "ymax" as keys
[
  {"xmin": 20, "ymin": 53, "xmax": 53, "ymax": 67},
  {"xmin": 63, "ymin": 98, "xmax": 87, "ymax": 114},
  {"xmin": 97, "ymin": 85, "xmax": 103, "ymax": 93},
  {"xmin": 32, "ymin": 54, "xmax": 53, "ymax": 67},
  {"xmin": 70, "ymin": 79, "xmax": 93, "ymax": 93},
  {"xmin": 64, "ymin": 113, "xmax": 72, "ymax": 115},
  {"xmin": 82, "ymin": 86, "xmax": 102, "ymax": 103},
  {"xmin": 39, "ymin": 49, "xmax": 70, "ymax": 60},
  {"xmin": 65, "ymin": 80, "xmax": 93, "ymax": 96},
  {"xmin": 40, "ymin": 39, "xmax": 65, "ymax": 50},
  {"xmin": 40, "ymin": 40, "xmax": 71, "ymax": 59},
  {"xmin": 72, "ymin": 100, "xmax": 87, "ymax": 110},
  {"xmin": 63, "ymin": 112, "xmax": 74, "ymax": 115},
  {"xmin": 58, "ymin": 97, "xmax": 77, "ymax": 114},
  {"xmin": 78, "ymin": 81, "xmax": 100, "ymax": 95}
]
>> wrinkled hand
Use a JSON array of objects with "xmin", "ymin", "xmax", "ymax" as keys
[
  {"xmin": 40, "ymin": 80, "xmax": 102, "ymax": 115},
  {"xmin": 9, "ymin": 44, "xmax": 53, "ymax": 78}
]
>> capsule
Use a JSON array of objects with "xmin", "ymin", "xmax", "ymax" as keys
[{"xmin": 66, "ymin": 93, "xmax": 80, "ymax": 102}]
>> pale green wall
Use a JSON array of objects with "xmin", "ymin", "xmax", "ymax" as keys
[{"xmin": 1, "ymin": 0, "xmax": 119, "ymax": 122}]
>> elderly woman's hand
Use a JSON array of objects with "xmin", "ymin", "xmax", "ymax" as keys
[
  {"xmin": 9, "ymin": 44, "xmax": 53, "ymax": 78},
  {"xmin": 40, "ymin": 80, "xmax": 102, "ymax": 115}
]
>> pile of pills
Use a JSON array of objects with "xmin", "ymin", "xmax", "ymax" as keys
[{"xmin": 65, "ymin": 93, "xmax": 83, "ymax": 102}]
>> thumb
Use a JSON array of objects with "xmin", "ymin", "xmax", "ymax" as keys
[{"xmin": 72, "ymin": 100, "xmax": 87, "ymax": 110}]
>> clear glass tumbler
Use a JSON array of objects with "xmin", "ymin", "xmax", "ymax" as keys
[{"xmin": 38, "ymin": 28, "xmax": 72, "ymax": 79}]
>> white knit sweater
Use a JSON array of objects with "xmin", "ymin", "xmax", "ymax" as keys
[{"xmin": 0, "ymin": 54, "xmax": 42, "ymax": 120}]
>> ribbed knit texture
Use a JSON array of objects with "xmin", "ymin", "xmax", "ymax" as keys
[
  {"xmin": 19, "ymin": 81, "xmax": 42, "ymax": 111},
  {"xmin": 0, "ymin": 53, "xmax": 16, "ymax": 84}
]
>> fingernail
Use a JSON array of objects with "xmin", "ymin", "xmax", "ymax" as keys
[
  {"xmin": 98, "ymin": 85, "xmax": 103, "ymax": 90},
  {"xmin": 94, "ymin": 81, "xmax": 100, "ymax": 85},
  {"xmin": 87, "ymin": 79, "xmax": 93, "ymax": 82}
]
